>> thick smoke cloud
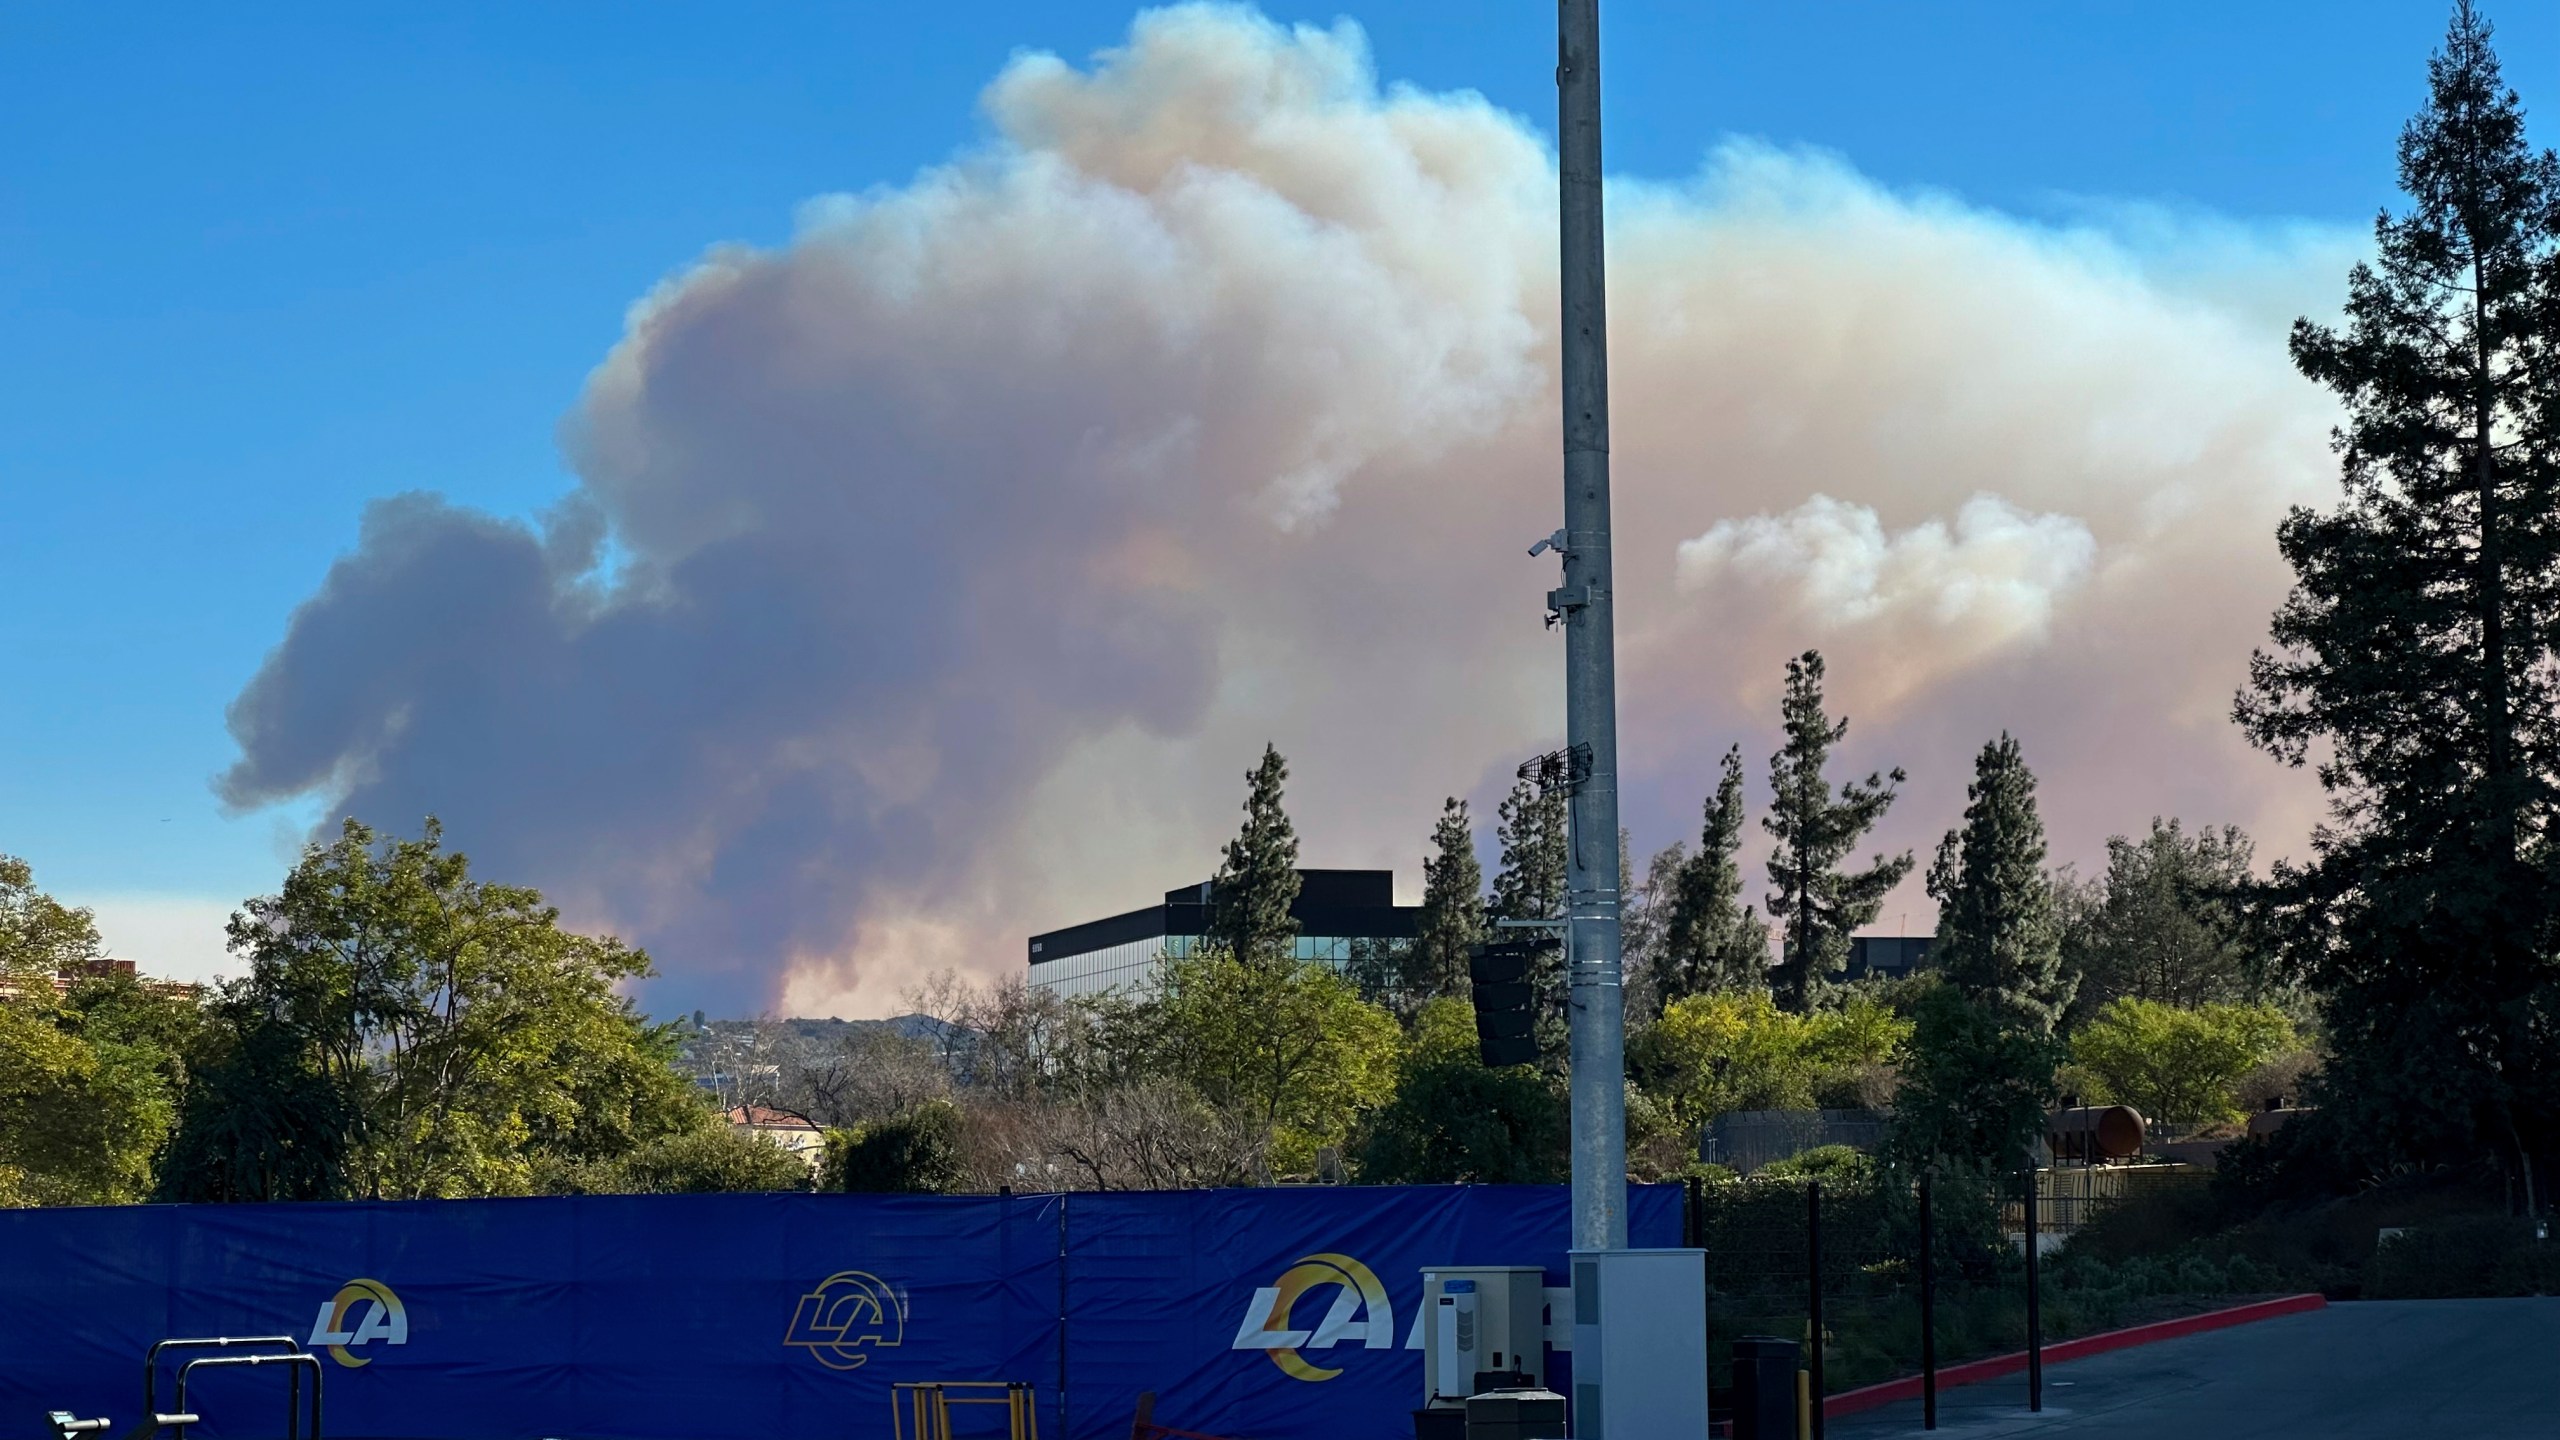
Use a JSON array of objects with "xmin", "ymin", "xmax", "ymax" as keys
[{"xmin": 223, "ymin": 4, "xmax": 2347, "ymax": 1016}]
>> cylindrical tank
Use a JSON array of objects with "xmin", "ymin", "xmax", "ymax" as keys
[{"xmin": 2046, "ymin": 1105, "xmax": 2145, "ymax": 1162}]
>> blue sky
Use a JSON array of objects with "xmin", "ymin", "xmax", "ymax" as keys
[{"xmin": 4, "ymin": 1, "xmax": 2553, "ymax": 976}]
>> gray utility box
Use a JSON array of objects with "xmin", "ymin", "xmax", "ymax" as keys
[
  {"xmin": 1567, "ymin": 1248, "xmax": 1708, "ymax": 1440},
  {"xmin": 1421, "ymin": 1267, "xmax": 1548, "ymax": 1406},
  {"xmin": 1463, "ymin": 1386, "xmax": 1567, "ymax": 1440}
]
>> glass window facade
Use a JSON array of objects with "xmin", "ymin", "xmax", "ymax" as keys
[{"xmin": 1029, "ymin": 932, "xmax": 1364, "ymax": 999}]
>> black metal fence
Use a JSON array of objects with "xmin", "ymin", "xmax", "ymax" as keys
[{"xmin": 1682, "ymin": 1166, "xmax": 2053, "ymax": 1433}]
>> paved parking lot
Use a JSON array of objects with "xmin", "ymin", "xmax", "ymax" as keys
[{"xmin": 1830, "ymin": 1298, "xmax": 2560, "ymax": 1439}]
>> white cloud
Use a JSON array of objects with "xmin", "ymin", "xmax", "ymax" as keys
[{"xmin": 1676, "ymin": 493, "xmax": 2097, "ymax": 679}]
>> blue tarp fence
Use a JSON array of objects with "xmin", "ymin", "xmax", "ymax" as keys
[{"xmin": 1, "ymin": 1184, "xmax": 1681, "ymax": 1440}]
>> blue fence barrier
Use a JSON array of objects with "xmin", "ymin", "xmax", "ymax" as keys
[{"xmin": 1, "ymin": 1184, "xmax": 1680, "ymax": 1440}]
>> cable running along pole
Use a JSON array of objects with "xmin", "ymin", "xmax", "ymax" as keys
[{"xmin": 1554, "ymin": 0, "xmax": 1627, "ymax": 1255}]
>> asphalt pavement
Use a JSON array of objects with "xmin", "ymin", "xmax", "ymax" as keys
[{"xmin": 1827, "ymin": 1298, "xmax": 2560, "ymax": 1439}]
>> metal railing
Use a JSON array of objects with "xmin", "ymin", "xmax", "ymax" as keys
[{"xmin": 134, "ymin": 1336, "xmax": 318, "ymax": 1440}]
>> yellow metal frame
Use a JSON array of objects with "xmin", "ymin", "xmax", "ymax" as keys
[{"xmin": 890, "ymin": 1381, "xmax": 1040, "ymax": 1440}]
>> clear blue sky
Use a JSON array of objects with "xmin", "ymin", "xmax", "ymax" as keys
[{"xmin": 4, "ymin": 2, "xmax": 2553, "ymax": 948}]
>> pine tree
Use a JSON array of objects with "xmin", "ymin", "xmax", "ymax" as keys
[
  {"xmin": 1405, "ymin": 798, "xmax": 1486, "ymax": 1005},
  {"xmin": 1206, "ymin": 744, "xmax": 1302, "ymax": 968},
  {"xmin": 1622, "ymin": 831, "xmax": 1670, "ymax": 1019},
  {"xmin": 2237, "ymin": 3, "xmax": 2560, "ymax": 1193},
  {"xmin": 1926, "ymin": 734, "xmax": 2075, "ymax": 1033},
  {"xmin": 2072, "ymin": 819, "xmax": 2264, "ymax": 1018},
  {"xmin": 1658, "ymin": 746, "xmax": 1772, "ymax": 1008},
  {"xmin": 1488, "ymin": 773, "xmax": 1569, "ymax": 1067},
  {"xmin": 1763, "ymin": 652, "xmax": 1912, "ymax": 1012}
]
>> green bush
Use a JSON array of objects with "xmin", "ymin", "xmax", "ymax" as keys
[
  {"xmin": 2491, "ymin": 1238, "xmax": 2560, "ymax": 1296},
  {"xmin": 1759, "ymin": 1145, "xmax": 1874, "ymax": 1183},
  {"xmin": 547, "ymin": 1124, "xmax": 814, "ymax": 1195},
  {"xmin": 2066, "ymin": 1179, "xmax": 2225, "ymax": 1264},
  {"xmin": 2366, "ymin": 1216, "xmax": 2539, "ymax": 1299},
  {"xmin": 1351, "ymin": 1055, "xmax": 1564, "ymax": 1183},
  {"xmin": 823, "ymin": 1099, "xmax": 967, "ymax": 1193}
]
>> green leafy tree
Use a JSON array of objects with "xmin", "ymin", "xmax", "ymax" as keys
[
  {"xmin": 166, "ymin": 818, "xmax": 705, "ymax": 1199},
  {"xmin": 157, "ymin": 1005, "xmax": 356, "ymax": 1202},
  {"xmin": 823, "ymin": 1099, "xmax": 967, "ymax": 1193},
  {"xmin": 1205, "ymin": 744, "xmax": 1303, "ymax": 968},
  {"xmin": 1352, "ymin": 997, "xmax": 1566, "ymax": 1183},
  {"xmin": 2068, "ymin": 999, "xmax": 2299, "ymax": 1129},
  {"xmin": 1143, "ymin": 947, "xmax": 1399, "ymax": 1172},
  {"xmin": 0, "ymin": 860, "xmax": 182, "ymax": 1206},
  {"xmin": 1885, "ymin": 982, "xmax": 2066, "ymax": 1174},
  {"xmin": 1764, "ymin": 652, "xmax": 1912, "ymax": 1012},
  {"xmin": 1631, "ymin": 989, "xmax": 1909, "ymax": 1129},
  {"xmin": 2235, "ymin": 3, "xmax": 2560, "ymax": 1196},
  {"xmin": 1658, "ymin": 746, "xmax": 1772, "ymax": 1008},
  {"xmin": 1488, "ymin": 773, "xmax": 1570, "ymax": 1065},
  {"xmin": 2071, "ymin": 820, "xmax": 2264, "ymax": 1017},
  {"xmin": 0, "ymin": 1004, "xmax": 181, "ymax": 1206},
  {"xmin": 0, "ymin": 854, "xmax": 104, "ymax": 989},
  {"xmin": 1927, "ymin": 734, "xmax": 2076, "ymax": 1032}
]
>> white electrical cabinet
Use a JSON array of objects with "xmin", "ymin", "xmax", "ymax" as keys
[
  {"xmin": 1566, "ymin": 1248, "xmax": 1708, "ymax": 1440},
  {"xmin": 1419, "ymin": 1266, "xmax": 1548, "ymax": 1406}
]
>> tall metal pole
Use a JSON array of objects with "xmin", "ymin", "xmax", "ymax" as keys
[
  {"xmin": 2023, "ymin": 1165, "xmax": 2043, "ymax": 1412},
  {"xmin": 1920, "ymin": 1172, "xmax": 1938, "ymax": 1431},
  {"xmin": 1555, "ymin": 0, "xmax": 1627, "ymax": 1253}
]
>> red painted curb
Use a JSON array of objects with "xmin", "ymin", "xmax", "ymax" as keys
[{"xmin": 1821, "ymin": 1292, "xmax": 2329, "ymax": 1419}]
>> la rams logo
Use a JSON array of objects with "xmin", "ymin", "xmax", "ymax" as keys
[
  {"xmin": 1229, "ymin": 1253, "xmax": 1393, "ymax": 1381},
  {"xmin": 784, "ymin": 1271, "xmax": 908, "ymax": 1370},
  {"xmin": 308, "ymin": 1278, "xmax": 406, "ymax": 1368}
]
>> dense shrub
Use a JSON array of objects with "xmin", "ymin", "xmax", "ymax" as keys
[
  {"xmin": 2065, "ymin": 1178, "xmax": 2226, "ymax": 1264},
  {"xmin": 546, "ymin": 1124, "xmax": 814, "ymax": 1195},
  {"xmin": 1759, "ymin": 1144, "xmax": 1874, "ymax": 1183},
  {"xmin": 824, "ymin": 1099, "xmax": 967, "ymax": 1193},
  {"xmin": 2366, "ymin": 1216, "xmax": 2546, "ymax": 1298}
]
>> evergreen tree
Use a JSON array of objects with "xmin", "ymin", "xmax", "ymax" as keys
[
  {"xmin": 2237, "ymin": 3, "xmax": 2560, "ymax": 1196},
  {"xmin": 1885, "ymin": 983, "xmax": 2065, "ymax": 1176},
  {"xmin": 1405, "ymin": 798, "xmax": 1486, "ymax": 1006},
  {"xmin": 2071, "ymin": 819, "xmax": 2264, "ymax": 1019},
  {"xmin": 1625, "ymin": 840, "xmax": 1684, "ymax": 1021},
  {"xmin": 1488, "ymin": 773, "xmax": 1569, "ymax": 1067},
  {"xmin": 1205, "ymin": 743, "xmax": 1303, "ymax": 968},
  {"xmin": 1659, "ymin": 745, "xmax": 1773, "ymax": 1008},
  {"xmin": 1926, "ymin": 734, "xmax": 2075, "ymax": 1032},
  {"xmin": 1763, "ymin": 652, "xmax": 1912, "ymax": 1012}
]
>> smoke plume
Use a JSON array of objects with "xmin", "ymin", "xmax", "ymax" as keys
[{"xmin": 222, "ymin": 4, "xmax": 2349, "ymax": 1016}]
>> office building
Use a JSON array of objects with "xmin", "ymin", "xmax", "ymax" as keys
[
  {"xmin": 1845, "ymin": 935, "xmax": 1933, "ymax": 982},
  {"xmin": 1027, "ymin": 869, "xmax": 1418, "ymax": 998}
]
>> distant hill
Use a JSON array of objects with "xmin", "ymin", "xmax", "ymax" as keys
[{"xmin": 670, "ymin": 1013, "xmax": 960, "ymax": 1103}]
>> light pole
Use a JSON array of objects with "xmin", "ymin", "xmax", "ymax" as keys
[{"xmin": 1552, "ymin": 0, "xmax": 1626, "ymax": 1253}]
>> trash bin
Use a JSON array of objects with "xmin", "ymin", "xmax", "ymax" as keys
[
  {"xmin": 1731, "ymin": 1336, "xmax": 1801, "ymax": 1440},
  {"xmin": 1463, "ymin": 1386, "xmax": 1567, "ymax": 1440}
]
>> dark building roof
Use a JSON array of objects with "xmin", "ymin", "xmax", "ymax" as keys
[{"xmin": 1029, "ymin": 868, "xmax": 1416, "ymax": 967}]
